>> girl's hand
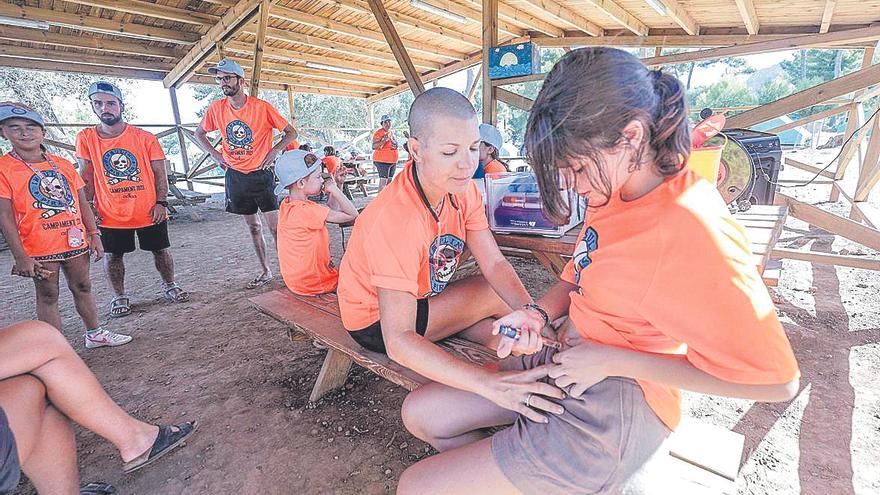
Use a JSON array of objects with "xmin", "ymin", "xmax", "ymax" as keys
[
  {"xmin": 492, "ymin": 308, "xmax": 545, "ymax": 358},
  {"xmin": 481, "ymin": 365, "xmax": 565, "ymax": 423},
  {"xmin": 90, "ymin": 235, "xmax": 105, "ymax": 262},
  {"xmin": 548, "ymin": 342, "xmax": 618, "ymax": 398}
]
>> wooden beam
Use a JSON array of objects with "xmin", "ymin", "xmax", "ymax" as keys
[
  {"xmin": 855, "ymin": 114, "xmax": 880, "ymax": 201},
  {"xmin": 784, "ymin": 157, "xmax": 836, "ymax": 180},
  {"xmin": 820, "ymin": 0, "xmax": 837, "ymax": 34},
  {"xmin": 269, "ymin": 5, "xmax": 466, "ymax": 61},
  {"xmin": 482, "ymin": 0, "xmax": 497, "ymax": 124},
  {"xmin": 366, "ymin": 0, "xmax": 424, "ymax": 95},
  {"xmin": 516, "ymin": 0, "xmax": 605, "ymax": 36},
  {"xmin": 286, "ymin": 85, "xmax": 295, "ymax": 123},
  {"xmin": 0, "ymin": 44, "xmax": 172, "ymax": 72},
  {"xmin": 776, "ymin": 193, "xmax": 880, "ymax": 251},
  {"xmin": 641, "ymin": 25, "xmax": 880, "ymax": 67},
  {"xmin": 60, "ymin": 0, "xmax": 219, "ymax": 26},
  {"xmin": 0, "ymin": 25, "xmax": 182, "ymax": 59},
  {"xmin": 466, "ymin": 66, "xmax": 481, "ymax": 101},
  {"xmin": 765, "ymin": 105, "xmax": 849, "ymax": 134},
  {"xmin": 491, "ymin": 73, "xmax": 546, "ymax": 86},
  {"xmin": 651, "ymin": 0, "xmax": 699, "ymax": 36},
  {"xmin": 163, "ymin": 0, "xmax": 263, "ymax": 88},
  {"xmin": 366, "ymin": 53, "xmax": 482, "ymax": 103},
  {"xmin": 496, "ymin": 87, "xmax": 533, "ymax": 111},
  {"xmin": 250, "ymin": 0, "xmax": 270, "ymax": 95},
  {"xmin": 0, "ymin": 55, "xmax": 166, "ymax": 80},
  {"xmin": 732, "ymin": 0, "xmax": 760, "ymax": 35},
  {"xmin": 216, "ymin": 54, "xmax": 397, "ymax": 86},
  {"xmin": 531, "ymin": 33, "xmax": 879, "ymax": 49},
  {"xmin": 421, "ymin": 0, "xmax": 538, "ymax": 37},
  {"xmin": 225, "ymin": 40, "xmax": 402, "ymax": 79},
  {"xmin": 835, "ymin": 47, "xmax": 877, "ymax": 184},
  {"xmin": 725, "ymin": 63, "xmax": 880, "ymax": 128},
  {"xmin": 215, "ymin": 40, "xmax": 227, "ymax": 60},
  {"xmin": 315, "ymin": 0, "xmax": 483, "ymax": 47},
  {"xmin": 772, "ymin": 247, "xmax": 880, "ymax": 270},
  {"xmin": 257, "ymin": 74, "xmax": 374, "ymax": 96},
  {"xmin": 169, "ymin": 87, "xmax": 193, "ymax": 189},
  {"xmin": 0, "ymin": 3, "xmax": 200, "ymax": 44},
  {"xmin": 246, "ymin": 25, "xmax": 443, "ymax": 71},
  {"xmin": 580, "ymin": 0, "xmax": 647, "ymax": 36}
]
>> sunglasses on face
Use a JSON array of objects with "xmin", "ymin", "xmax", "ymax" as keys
[{"xmin": 215, "ymin": 75, "xmax": 238, "ymax": 84}]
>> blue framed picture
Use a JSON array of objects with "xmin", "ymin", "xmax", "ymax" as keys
[{"xmin": 488, "ymin": 42, "xmax": 539, "ymax": 80}]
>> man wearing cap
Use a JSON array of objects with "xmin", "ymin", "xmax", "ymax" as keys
[
  {"xmin": 194, "ymin": 58, "xmax": 298, "ymax": 289},
  {"xmin": 76, "ymin": 82, "xmax": 188, "ymax": 319},
  {"xmin": 372, "ymin": 114, "xmax": 399, "ymax": 193}
]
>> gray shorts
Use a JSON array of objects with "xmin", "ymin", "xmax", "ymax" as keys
[
  {"xmin": 0, "ymin": 407, "xmax": 20, "ymax": 495},
  {"xmin": 492, "ymin": 348, "xmax": 670, "ymax": 495}
]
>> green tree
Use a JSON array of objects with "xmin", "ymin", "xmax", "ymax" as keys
[
  {"xmin": 691, "ymin": 79, "xmax": 755, "ymax": 113},
  {"xmin": 780, "ymin": 49, "xmax": 862, "ymax": 83}
]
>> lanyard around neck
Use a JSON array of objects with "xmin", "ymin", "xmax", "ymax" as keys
[{"xmin": 10, "ymin": 150, "xmax": 75, "ymax": 215}]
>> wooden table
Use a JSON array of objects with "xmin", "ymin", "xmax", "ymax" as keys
[{"xmin": 492, "ymin": 205, "xmax": 789, "ymax": 286}]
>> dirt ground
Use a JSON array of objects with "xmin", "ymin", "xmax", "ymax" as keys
[{"xmin": 2, "ymin": 160, "xmax": 879, "ymax": 494}]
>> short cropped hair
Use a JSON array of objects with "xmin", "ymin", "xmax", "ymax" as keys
[{"xmin": 408, "ymin": 87, "xmax": 477, "ymax": 142}]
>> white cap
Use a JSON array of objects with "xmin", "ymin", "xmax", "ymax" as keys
[{"xmin": 479, "ymin": 123, "xmax": 503, "ymax": 150}]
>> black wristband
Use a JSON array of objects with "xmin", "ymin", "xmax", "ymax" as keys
[
  {"xmin": 156, "ymin": 200, "xmax": 169, "ymax": 207},
  {"xmin": 523, "ymin": 303, "xmax": 549, "ymax": 326}
]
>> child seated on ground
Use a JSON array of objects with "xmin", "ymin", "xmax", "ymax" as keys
[{"xmin": 275, "ymin": 149, "xmax": 358, "ymax": 296}]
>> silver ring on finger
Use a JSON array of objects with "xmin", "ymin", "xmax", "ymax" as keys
[{"xmin": 525, "ymin": 393, "xmax": 533, "ymax": 408}]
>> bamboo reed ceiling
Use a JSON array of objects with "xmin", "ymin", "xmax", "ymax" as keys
[{"xmin": 0, "ymin": 0, "xmax": 879, "ymax": 100}]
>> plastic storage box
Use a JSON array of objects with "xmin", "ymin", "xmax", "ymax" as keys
[{"xmin": 484, "ymin": 172, "xmax": 585, "ymax": 237}]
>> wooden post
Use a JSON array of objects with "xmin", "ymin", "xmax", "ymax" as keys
[
  {"xmin": 366, "ymin": 0, "xmax": 425, "ymax": 95},
  {"xmin": 285, "ymin": 84, "xmax": 295, "ymax": 122},
  {"xmin": 832, "ymin": 46, "xmax": 876, "ymax": 202},
  {"xmin": 250, "ymin": 0, "xmax": 270, "ymax": 96},
  {"xmin": 367, "ymin": 102, "xmax": 375, "ymax": 131},
  {"xmin": 215, "ymin": 40, "xmax": 227, "ymax": 60},
  {"xmin": 482, "ymin": 0, "xmax": 498, "ymax": 124},
  {"xmin": 168, "ymin": 87, "xmax": 193, "ymax": 190},
  {"xmin": 854, "ymin": 114, "xmax": 880, "ymax": 201},
  {"xmin": 466, "ymin": 66, "xmax": 481, "ymax": 101}
]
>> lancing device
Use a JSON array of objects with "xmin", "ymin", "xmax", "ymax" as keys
[{"xmin": 498, "ymin": 325, "xmax": 562, "ymax": 350}]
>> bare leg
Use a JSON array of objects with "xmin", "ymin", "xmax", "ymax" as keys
[
  {"xmin": 152, "ymin": 248, "xmax": 175, "ymax": 285},
  {"xmin": 243, "ymin": 214, "xmax": 271, "ymax": 279},
  {"xmin": 260, "ymin": 209, "xmax": 278, "ymax": 243},
  {"xmin": 402, "ymin": 381, "xmax": 516, "ymax": 452},
  {"xmin": 60, "ymin": 254, "xmax": 100, "ymax": 330},
  {"xmin": 32, "ymin": 261, "xmax": 62, "ymax": 330},
  {"xmin": 0, "ymin": 321, "xmax": 158, "ymax": 462},
  {"xmin": 423, "ymin": 275, "xmax": 511, "ymax": 348},
  {"xmin": 397, "ymin": 437, "xmax": 520, "ymax": 495},
  {"xmin": 103, "ymin": 252, "xmax": 126, "ymax": 297},
  {"xmin": 377, "ymin": 177, "xmax": 389, "ymax": 193}
]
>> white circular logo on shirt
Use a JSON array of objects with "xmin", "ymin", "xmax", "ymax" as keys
[{"xmin": 101, "ymin": 148, "xmax": 141, "ymax": 185}]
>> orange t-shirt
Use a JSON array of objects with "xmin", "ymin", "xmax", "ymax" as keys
[
  {"xmin": 337, "ymin": 162, "xmax": 489, "ymax": 330},
  {"xmin": 75, "ymin": 125, "xmax": 163, "ymax": 229},
  {"xmin": 322, "ymin": 156, "xmax": 342, "ymax": 175},
  {"xmin": 200, "ymin": 96, "xmax": 289, "ymax": 174},
  {"xmin": 372, "ymin": 128, "xmax": 399, "ymax": 165},
  {"xmin": 277, "ymin": 198, "xmax": 338, "ymax": 295},
  {"xmin": 484, "ymin": 159, "xmax": 507, "ymax": 174},
  {"xmin": 284, "ymin": 139, "xmax": 300, "ymax": 152},
  {"xmin": 560, "ymin": 169, "xmax": 799, "ymax": 431},
  {"xmin": 0, "ymin": 153, "xmax": 89, "ymax": 259}
]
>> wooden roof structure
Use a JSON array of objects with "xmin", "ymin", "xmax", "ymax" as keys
[{"xmin": 0, "ymin": 0, "xmax": 879, "ymax": 102}]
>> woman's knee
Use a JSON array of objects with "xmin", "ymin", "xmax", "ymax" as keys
[
  {"xmin": 401, "ymin": 388, "xmax": 434, "ymax": 440},
  {"xmin": 0, "ymin": 374, "xmax": 47, "ymax": 412},
  {"xmin": 5, "ymin": 320, "xmax": 69, "ymax": 354}
]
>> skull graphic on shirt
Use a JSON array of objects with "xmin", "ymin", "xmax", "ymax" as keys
[{"xmin": 101, "ymin": 148, "xmax": 141, "ymax": 185}]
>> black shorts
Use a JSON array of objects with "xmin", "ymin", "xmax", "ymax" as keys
[
  {"xmin": 0, "ymin": 407, "xmax": 21, "ymax": 495},
  {"xmin": 374, "ymin": 161, "xmax": 397, "ymax": 179},
  {"xmin": 100, "ymin": 221, "xmax": 170, "ymax": 255},
  {"xmin": 225, "ymin": 168, "xmax": 278, "ymax": 215},
  {"xmin": 350, "ymin": 298, "xmax": 429, "ymax": 354}
]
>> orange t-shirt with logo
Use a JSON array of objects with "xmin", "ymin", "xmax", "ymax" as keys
[
  {"xmin": 560, "ymin": 169, "xmax": 799, "ymax": 431},
  {"xmin": 372, "ymin": 128, "xmax": 399, "ymax": 165},
  {"xmin": 200, "ymin": 96, "xmax": 289, "ymax": 174},
  {"xmin": 75, "ymin": 125, "xmax": 163, "ymax": 229},
  {"xmin": 337, "ymin": 163, "xmax": 489, "ymax": 330},
  {"xmin": 322, "ymin": 156, "xmax": 341, "ymax": 175},
  {"xmin": 0, "ymin": 153, "xmax": 89, "ymax": 259},
  {"xmin": 277, "ymin": 198, "xmax": 338, "ymax": 295}
]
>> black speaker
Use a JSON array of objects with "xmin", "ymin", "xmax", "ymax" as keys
[{"xmin": 723, "ymin": 129, "xmax": 782, "ymax": 206}]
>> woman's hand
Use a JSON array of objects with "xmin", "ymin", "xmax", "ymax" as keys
[
  {"xmin": 481, "ymin": 365, "xmax": 565, "ymax": 423},
  {"xmin": 492, "ymin": 308, "xmax": 546, "ymax": 358},
  {"xmin": 548, "ymin": 342, "xmax": 620, "ymax": 398},
  {"xmin": 90, "ymin": 235, "xmax": 105, "ymax": 262}
]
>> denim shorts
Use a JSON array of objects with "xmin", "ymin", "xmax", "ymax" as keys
[{"xmin": 0, "ymin": 407, "xmax": 20, "ymax": 495}]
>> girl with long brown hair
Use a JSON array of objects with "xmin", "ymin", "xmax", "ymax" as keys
[{"xmin": 397, "ymin": 48, "xmax": 799, "ymax": 494}]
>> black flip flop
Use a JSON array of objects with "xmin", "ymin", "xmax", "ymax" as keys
[
  {"xmin": 122, "ymin": 421, "xmax": 198, "ymax": 474},
  {"xmin": 80, "ymin": 482, "xmax": 115, "ymax": 495}
]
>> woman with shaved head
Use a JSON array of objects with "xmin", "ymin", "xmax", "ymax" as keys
[{"xmin": 338, "ymin": 87, "xmax": 563, "ymax": 432}]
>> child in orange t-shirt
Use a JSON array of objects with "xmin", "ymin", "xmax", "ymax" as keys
[
  {"xmin": 398, "ymin": 50, "xmax": 799, "ymax": 494},
  {"xmin": 274, "ymin": 149, "xmax": 358, "ymax": 295},
  {"xmin": 0, "ymin": 104, "xmax": 132, "ymax": 348}
]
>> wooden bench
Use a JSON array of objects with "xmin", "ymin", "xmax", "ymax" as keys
[{"xmin": 251, "ymin": 289, "xmax": 745, "ymax": 492}]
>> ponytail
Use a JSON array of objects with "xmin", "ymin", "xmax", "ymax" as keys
[{"xmin": 649, "ymin": 70, "xmax": 690, "ymax": 175}]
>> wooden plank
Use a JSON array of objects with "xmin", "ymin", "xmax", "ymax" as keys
[
  {"xmin": 732, "ymin": 0, "xmax": 760, "ymax": 35},
  {"xmin": 820, "ymin": 0, "xmax": 837, "ymax": 34},
  {"xmin": 163, "ymin": 0, "xmax": 263, "ymax": 88},
  {"xmin": 60, "ymin": 0, "xmax": 219, "ymax": 26},
  {"xmin": 652, "ymin": 0, "xmax": 699, "ymax": 36},
  {"xmin": 776, "ymin": 193, "xmax": 880, "ymax": 251},
  {"xmin": 0, "ymin": 56, "xmax": 166, "ymax": 80},
  {"xmin": 286, "ymin": 85, "xmax": 295, "ymax": 123},
  {"xmin": 169, "ymin": 88, "xmax": 193, "ymax": 189},
  {"xmin": 834, "ymin": 47, "xmax": 876, "ymax": 186},
  {"xmin": 482, "ymin": 0, "xmax": 498, "ymax": 125},
  {"xmin": 726, "ymin": 63, "xmax": 880, "ymax": 128},
  {"xmin": 466, "ymin": 66, "xmax": 481, "ymax": 101},
  {"xmin": 0, "ymin": 25, "xmax": 183, "ymax": 59},
  {"xmin": 492, "ymin": 73, "xmax": 546, "ymax": 87},
  {"xmin": 531, "ymin": 33, "xmax": 878, "ymax": 49},
  {"xmin": 447, "ymin": 0, "xmax": 558, "ymax": 37},
  {"xmin": 224, "ymin": 40, "xmax": 404, "ymax": 79},
  {"xmin": 496, "ymin": 87, "xmax": 533, "ymax": 112},
  {"xmin": 44, "ymin": 139, "xmax": 76, "ymax": 152},
  {"xmin": 365, "ymin": 0, "xmax": 425, "ymax": 95},
  {"xmin": 641, "ymin": 26, "xmax": 880, "ymax": 68},
  {"xmin": 516, "ymin": 0, "xmax": 606, "ymax": 36},
  {"xmin": 310, "ymin": 349, "xmax": 354, "ymax": 402},
  {"xmin": 766, "ymin": 105, "xmax": 849, "ymax": 134},
  {"xmin": 0, "ymin": 3, "xmax": 200, "ymax": 45},
  {"xmin": 772, "ymin": 248, "xmax": 880, "ymax": 270},
  {"xmin": 250, "ymin": 0, "xmax": 270, "ymax": 95},
  {"xmin": 784, "ymin": 157, "xmax": 836, "ymax": 180},
  {"xmin": 855, "ymin": 112, "xmax": 880, "ymax": 201},
  {"xmin": 0, "ymin": 44, "xmax": 172, "ymax": 72},
  {"xmin": 579, "ymin": 0, "xmax": 647, "ymax": 36}
]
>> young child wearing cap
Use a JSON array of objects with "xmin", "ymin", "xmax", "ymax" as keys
[
  {"xmin": 0, "ymin": 103, "xmax": 132, "ymax": 348},
  {"xmin": 473, "ymin": 123, "xmax": 509, "ymax": 180},
  {"xmin": 275, "ymin": 149, "xmax": 358, "ymax": 295}
]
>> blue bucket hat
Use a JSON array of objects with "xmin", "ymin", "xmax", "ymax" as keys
[
  {"xmin": 208, "ymin": 58, "xmax": 245, "ymax": 78},
  {"xmin": 274, "ymin": 149, "xmax": 321, "ymax": 195},
  {"xmin": 88, "ymin": 81, "xmax": 124, "ymax": 103},
  {"xmin": 0, "ymin": 104, "xmax": 45, "ymax": 128}
]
